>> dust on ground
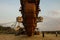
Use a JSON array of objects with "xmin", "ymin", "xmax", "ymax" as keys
[{"xmin": 0, "ymin": 34, "xmax": 60, "ymax": 40}]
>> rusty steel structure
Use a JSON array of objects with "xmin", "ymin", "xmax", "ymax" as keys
[{"xmin": 19, "ymin": 0, "xmax": 41, "ymax": 36}]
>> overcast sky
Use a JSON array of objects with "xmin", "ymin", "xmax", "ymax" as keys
[{"xmin": 0, "ymin": 0, "xmax": 60, "ymax": 31}]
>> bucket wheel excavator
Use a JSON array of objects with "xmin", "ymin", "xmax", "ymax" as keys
[{"xmin": 15, "ymin": 0, "xmax": 43, "ymax": 36}]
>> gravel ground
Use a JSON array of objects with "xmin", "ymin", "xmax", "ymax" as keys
[{"xmin": 0, "ymin": 34, "xmax": 60, "ymax": 40}]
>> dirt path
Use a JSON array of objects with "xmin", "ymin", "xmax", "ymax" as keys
[{"xmin": 0, "ymin": 34, "xmax": 60, "ymax": 40}]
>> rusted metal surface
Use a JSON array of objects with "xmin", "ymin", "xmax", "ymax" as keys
[{"xmin": 19, "ymin": 0, "xmax": 40, "ymax": 36}]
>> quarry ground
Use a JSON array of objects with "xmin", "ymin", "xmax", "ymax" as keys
[{"xmin": 0, "ymin": 34, "xmax": 60, "ymax": 40}]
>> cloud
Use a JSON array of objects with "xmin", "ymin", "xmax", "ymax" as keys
[
  {"xmin": 49, "ymin": 10, "xmax": 60, "ymax": 15},
  {"xmin": 37, "ymin": 16, "xmax": 60, "ymax": 31},
  {"xmin": 37, "ymin": 10, "xmax": 60, "ymax": 31},
  {"xmin": 38, "ymin": 10, "xmax": 60, "ymax": 30},
  {"xmin": 43, "ymin": 10, "xmax": 60, "ymax": 18}
]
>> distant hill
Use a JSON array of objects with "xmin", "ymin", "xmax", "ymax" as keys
[{"xmin": 0, "ymin": 25, "xmax": 15, "ymax": 34}]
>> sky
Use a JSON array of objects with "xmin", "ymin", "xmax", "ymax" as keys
[{"xmin": 0, "ymin": 0, "xmax": 60, "ymax": 31}]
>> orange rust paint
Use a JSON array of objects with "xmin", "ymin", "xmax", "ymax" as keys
[{"xmin": 19, "ymin": 0, "xmax": 40, "ymax": 36}]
